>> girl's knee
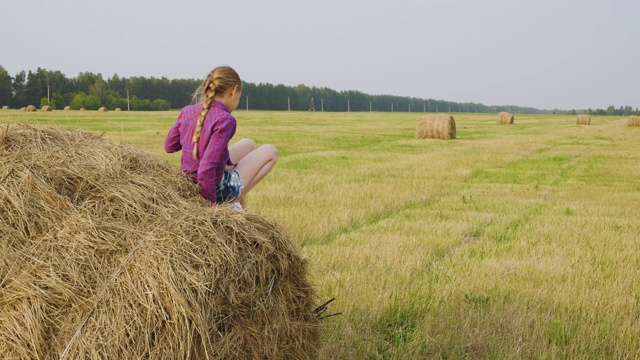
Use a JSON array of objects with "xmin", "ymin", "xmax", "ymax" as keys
[
  {"xmin": 240, "ymin": 138, "xmax": 257, "ymax": 150},
  {"xmin": 260, "ymin": 144, "xmax": 278, "ymax": 161}
]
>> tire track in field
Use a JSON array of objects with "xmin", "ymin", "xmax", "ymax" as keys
[{"xmin": 304, "ymin": 141, "xmax": 579, "ymax": 253}]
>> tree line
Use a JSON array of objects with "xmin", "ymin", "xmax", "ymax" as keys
[{"xmin": 1, "ymin": 65, "xmax": 638, "ymax": 115}]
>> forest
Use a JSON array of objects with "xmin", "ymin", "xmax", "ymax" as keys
[{"xmin": 1, "ymin": 65, "xmax": 637, "ymax": 115}]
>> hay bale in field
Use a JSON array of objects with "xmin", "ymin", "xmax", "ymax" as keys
[
  {"xmin": 98, "ymin": 107, "xmax": 108, "ymax": 112},
  {"xmin": 64, "ymin": 106, "xmax": 71, "ymax": 111},
  {"xmin": 79, "ymin": 107, "xmax": 85, "ymax": 111},
  {"xmin": 577, "ymin": 114, "xmax": 591, "ymax": 125},
  {"xmin": 115, "ymin": 107, "xmax": 122, "ymax": 111},
  {"xmin": 41, "ymin": 105, "xmax": 52, "ymax": 112},
  {"xmin": 1, "ymin": 106, "xmax": 9, "ymax": 110},
  {"xmin": 416, "ymin": 114, "xmax": 456, "ymax": 140},
  {"xmin": 628, "ymin": 116, "xmax": 640, "ymax": 126},
  {"xmin": 26, "ymin": 104, "xmax": 37, "ymax": 112},
  {"xmin": 20, "ymin": 107, "xmax": 26, "ymax": 111},
  {"xmin": 0, "ymin": 124, "xmax": 321, "ymax": 359},
  {"xmin": 497, "ymin": 112, "xmax": 514, "ymax": 124}
]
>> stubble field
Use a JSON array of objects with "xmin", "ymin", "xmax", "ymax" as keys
[{"xmin": 2, "ymin": 109, "xmax": 639, "ymax": 359}]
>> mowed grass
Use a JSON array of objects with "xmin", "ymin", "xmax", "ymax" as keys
[{"xmin": 2, "ymin": 109, "xmax": 640, "ymax": 359}]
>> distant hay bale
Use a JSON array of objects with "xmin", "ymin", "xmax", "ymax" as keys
[
  {"xmin": 0, "ymin": 125, "xmax": 321, "ymax": 359},
  {"xmin": 26, "ymin": 105, "xmax": 37, "ymax": 112},
  {"xmin": 115, "ymin": 107, "xmax": 122, "ymax": 111},
  {"xmin": 79, "ymin": 108, "xmax": 85, "ymax": 111},
  {"xmin": 64, "ymin": 106, "xmax": 71, "ymax": 111},
  {"xmin": 41, "ymin": 105, "xmax": 52, "ymax": 112},
  {"xmin": 98, "ymin": 107, "xmax": 108, "ymax": 112},
  {"xmin": 1, "ymin": 106, "xmax": 9, "ymax": 110},
  {"xmin": 416, "ymin": 114, "xmax": 456, "ymax": 140},
  {"xmin": 497, "ymin": 112, "xmax": 514, "ymax": 124},
  {"xmin": 20, "ymin": 107, "xmax": 26, "ymax": 111},
  {"xmin": 628, "ymin": 116, "xmax": 640, "ymax": 126},
  {"xmin": 577, "ymin": 114, "xmax": 591, "ymax": 125}
]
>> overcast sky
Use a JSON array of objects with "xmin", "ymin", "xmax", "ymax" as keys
[{"xmin": 3, "ymin": 0, "xmax": 639, "ymax": 110}]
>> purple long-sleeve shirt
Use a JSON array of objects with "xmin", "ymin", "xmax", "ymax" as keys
[{"xmin": 164, "ymin": 100, "xmax": 236, "ymax": 203}]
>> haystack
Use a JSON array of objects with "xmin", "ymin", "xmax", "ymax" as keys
[
  {"xmin": 0, "ymin": 124, "xmax": 321, "ymax": 359},
  {"xmin": 577, "ymin": 114, "xmax": 591, "ymax": 125},
  {"xmin": 1, "ymin": 106, "xmax": 8, "ymax": 110},
  {"xmin": 497, "ymin": 112, "xmax": 514, "ymax": 124},
  {"xmin": 26, "ymin": 104, "xmax": 37, "ymax": 112},
  {"xmin": 79, "ymin": 108, "xmax": 86, "ymax": 111},
  {"xmin": 115, "ymin": 107, "xmax": 122, "ymax": 111},
  {"xmin": 98, "ymin": 107, "xmax": 108, "ymax": 112},
  {"xmin": 42, "ymin": 105, "xmax": 52, "ymax": 112},
  {"xmin": 628, "ymin": 116, "xmax": 640, "ymax": 126},
  {"xmin": 64, "ymin": 106, "xmax": 71, "ymax": 111},
  {"xmin": 416, "ymin": 114, "xmax": 456, "ymax": 140}
]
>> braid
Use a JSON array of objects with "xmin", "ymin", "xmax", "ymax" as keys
[
  {"xmin": 190, "ymin": 66, "xmax": 242, "ymax": 160},
  {"xmin": 192, "ymin": 81, "xmax": 216, "ymax": 160}
]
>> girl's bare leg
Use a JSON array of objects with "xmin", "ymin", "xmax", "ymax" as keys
[
  {"xmin": 228, "ymin": 138, "xmax": 256, "ymax": 164},
  {"xmin": 235, "ymin": 144, "xmax": 278, "ymax": 209}
]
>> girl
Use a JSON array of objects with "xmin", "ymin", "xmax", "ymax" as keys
[{"xmin": 164, "ymin": 66, "xmax": 277, "ymax": 211}]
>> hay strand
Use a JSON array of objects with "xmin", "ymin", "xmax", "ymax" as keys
[
  {"xmin": 416, "ymin": 114, "xmax": 456, "ymax": 140},
  {"xmin": 0, "ymin": 124, "xmax": 321, "ymax": 359},
  {"xmin": 577, "ymin": 114, "xmax": 591, "ymax": 125},
  {"xmin": 497, "ymin": 112, "xmax": 514, "ymax": 124}
]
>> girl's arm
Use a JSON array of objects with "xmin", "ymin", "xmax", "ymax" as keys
[
  {"xmin": 164, "ymin": 112, "xmax": 184, "ymax": 153},
  {"xmin": 197, "ymin": 114, "xmax": 237, "ymax": 203}
]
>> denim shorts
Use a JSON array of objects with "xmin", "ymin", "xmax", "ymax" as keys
[{"xmin": 216, "ymin": 169, "xmax": 243, "ymax": 203}]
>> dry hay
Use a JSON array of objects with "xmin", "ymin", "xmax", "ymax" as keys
[
  {"xmin": 577, "ymin": 114, "xmax": 591, "ymax": 125},
  {"xmin": 64, "ymin": 106, "xmax": 71, "ymax": 111},
  {"xmin": 0, "ymin": 124, "xmax": 321, "ymax": 359},
  {"xmin": 79, "ymin": 108, "xmax": 86, "ymax": 111},
  {"xmin": 628, "ymin": 116, "xmax": 640, "ymax": 126},
  {"xmin": 42, "ymin": 105, "xmax": 52, "ymax": 112},
  {"xmin": 497, "ymin": 112, "xmax": 514, "ymax": 124},
  {"xmin": 1, "ymin": 106, "xmax": 8, "ymax": 110},
  {"xmin": 26, "ymin": 105, "xmax": 37, "ymax": 112},
  {"xmin": 416, "ymin": 114, "xmax": 456, "ymax": 140},
  {"xmin": 98, "ymin": 107, "xmax": 108, "ymax": 112},
  {"xmin": 20, "ymin": 107, "xmax": 26, "ymax": 111},
  {"xmin": 115, "ymin": 107, "xmax": 122, "ymax": 111}
]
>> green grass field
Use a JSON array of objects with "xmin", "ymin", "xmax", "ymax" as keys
[{"xmin": 2, "ymin": 109, "xmax": 639, "ymax": 359}]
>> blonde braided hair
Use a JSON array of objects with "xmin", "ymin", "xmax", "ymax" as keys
[{"xmin": 191, "ymin": 66, "xmax": 241, "ymax": 160}]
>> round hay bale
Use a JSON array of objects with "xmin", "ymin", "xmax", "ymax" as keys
[
  {"xmin": 26, "ymin": 105, "xmax": 37, "ymax": 112},
  {"xmin": 64, "ymin": 106, "xmax": 71, "ymax": 111},
  {"xmin": 41, "ymin": 105, "xmax": 52, "ymax": 112},
  {"xmin": 628, "ymin": 115, "xmax": 640, "ymax": 126},
  {"xmin": 0, "ymin": 125, "xmax": 321, "ymax": 359},
  {"xmin": 115, "ymin": 107, "xmax": 122, "ymax": 111},
  {"xmin": 79, "ymin": 108, "xmax": 85, "ymax": 111},
  {"xmin": 416, "ymin": 114, "xmax": 456, "ymax": 140},
  {"xmin": 98, "ymin": 107, "xmax": 108, "ymax": 112},
  {"xmin": 497, "ymin": 112, "xmax": 514, "ymax": 124},
  {"xmin": 20, "ymin": 107, "xmax": 27, "ymax": 111},
  {"xmin": 1, "ymin": 105, "xmax": 9, "ymax": 110},
  {"xmin": 577, "ymin": 114, "xmax": 591, "ymax": 125}
]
